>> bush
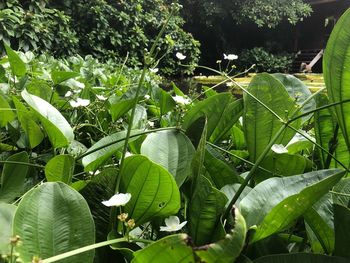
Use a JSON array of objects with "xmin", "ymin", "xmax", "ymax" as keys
[
  {"xmin": 238, "ymin": 47, "xmax": 294, "ymax": 73},
  {"xmin": 0, "ymin": 0, "xmax": 78, "ymax": 56},
  {"xmin": 0, "ymin": 0, "xmax": 201, "ymax": 76}
]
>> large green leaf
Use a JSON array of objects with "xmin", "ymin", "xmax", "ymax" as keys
[
  {"xmin": 120, "ymin": 155, "xmax": 181, "ymax": 226},
  {"xmin": 182, "ymin": 93, "xmax": 241, "ymax": 143},
  {"xmin": 141, "ymin": 130, "xmax": 195, "ymax": 186},
  {"xmin": 45, "ymin": 155, "xmax": 75, "ymax": 184},
  {"xmin": 13, "ymin": 96, "xmax": 44, "ymax": 148},
  {"xmin": 273, "ymin": 73, "xmax": 315, "ymax": 122},
  {"xmin": 0, "ymin": 152, "xmax": 29, "ymax": 203},
  {"xmin": 239, "ymin": 169, "xmax": 345, "ymax": 243},
  {"xmin": 334, "ymin": 204, "xmax": 350, "ymax": 259},
  {"xmin": 254, "ymin": 253, "xmax": 349, "ymax": 263},
  {"xmin": 13, "ymin": 182, "xmax": 95, "ymax": 263},
  {"xmin": 243, "ymin": 73, "xmax": 300, "ymax": 162},
  {"xmin": 195, "ymin": 207, "xmax": 247, "ymax": 263},
  {"xmin": 0, "ymin": 92, "xmax": 15, "ymax": 127},
  {"xmin": 132, "ymin": 234, "xmax": 195, "ymax": 263},
  {"xmin": 323, "ymin": 8, "xmax": 350, "ymax": 152},
  {"xmin": 82, "ymin": 130, "xmax": 140, "ymax": 171},
  {"xmin": 152, "ymin": 87, "xmax": 176, "ymax": 115},
  {"xmin": 4, "ymin": 44, "xmax": 26, "ymax": 77},
  {"xmin": 0, "ymin": 203, "xmax": 16, "ymax": 254},
  {"xmin": 21, "ymin": 89, "xmax": 74, "ymax": 148},
  {"xmin": 249, "ymin": 169, "xmax": 344, "ymax": 242},
  {"xmin": 314, "ymin": 95, "xmax": 349, "ymax": 169},
  {"xmin": 188, "ymin": 175, "xmax": 228, "ymax": 246}
]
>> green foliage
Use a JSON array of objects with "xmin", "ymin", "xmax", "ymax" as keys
[
  {"xmin": 0, "ymin": 0, "xmax": 200, "ymax": 76},
  {"xmin": 2, "ymin": 7, "xmax": 350, "ymax": 263},
  {"xmin": 181, "ymin": 0, "xmax": 312, "ymax": 29},
  {"xmin": 239, "ymin": 47, "xmax": 294, "ymax": 73}
]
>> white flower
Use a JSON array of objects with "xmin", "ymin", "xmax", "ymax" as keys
[
  {"xmin": 65, "ymin": 91, "xmax": 73, "ymax": 97},
  {"xmin": 223, "ymin": 54, "xmax": 238, "ymax": 60},
  {"xmin": 160, "ymin": 216, "xmax": 187, "ymax": 232},
  {"xmin": 172, "ymin": 95, "xmax": 191, "ymax": 105},
  {"xmin": 144, "ymin": 94, "xmax": 150, "ymax": 100},
  {"xmin": 150, "ymin": 68, "xmax": 159, "ymax": 73},
  {"xmin": 271, "ymin": 144, "xmax": 289, "ymax": 154},
  {"xmin": 96, "ymin": 94, "xmax": 107, "ymax": 101},
  {"xmin": 176, "ymin": 52, "xmax": 186, "ymax": 60},
  {"xmin": 125, "ymin": 151, "xmax": 133, "ymax": 158},
  {"xmin": 226, "ymin": 81, "xmax": 234, "ymax": 87},
  {"xmin": 69, "ymin": 98, "xmax": 90, "ymax": 108},
  {"xmin": 148, "ymin": 121, "xmax": 155, "ymax": 128},
  {"xmin": 102, "ymin": 193, "xmax": 131, "ymax": 207}
]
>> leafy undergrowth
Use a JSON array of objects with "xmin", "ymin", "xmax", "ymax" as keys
[{"xmin": 1, "ymin": 7, "xmax": 350, "ymax": 263}]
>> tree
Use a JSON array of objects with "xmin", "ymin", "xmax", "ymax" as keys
[{"xmin": 181, "ymin": 0, "xmax": 312, "ymax": 29}]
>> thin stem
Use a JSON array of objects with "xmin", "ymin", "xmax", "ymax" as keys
[
  {"xmin": 330, "ymin": 190, "xmax": 350, "ymax": 197},
  {"xmin": 207, "ymin": 142, "xmax": 280, "ymax": 176},
  {"xmin": 288, "ymin": 98, "xmax": 350, "ymax": 123},
  {"xmin": 42, "ymin": 238, "xmax": 126, "ymax": 263},
  {"xmin": 0, "ymin": 160, "xmax": 44, "ymax": 169},
  {"xmin": 76, "ymin": 127, "xmax": 179, "ymax": 160}
]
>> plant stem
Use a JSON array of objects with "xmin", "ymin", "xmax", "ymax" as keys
[
  {"xmin": 41, "ymin": 238, "xmax": 126, "ymax": 263},
  {"xmin": 76, "ymin": 127, "xmax": 179, "ymax": 160},
  {"xmin": 0, "ymin": 160, "xmax": 44, "ymax": 169}
]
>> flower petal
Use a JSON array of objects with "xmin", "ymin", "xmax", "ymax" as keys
[
  {"xmin": 271, "ymin": 144, "xmax": 289, "ymax": 154},
  {"xmin": 102, "ymin": 193, "xmax": 131, "ymax": 207}
]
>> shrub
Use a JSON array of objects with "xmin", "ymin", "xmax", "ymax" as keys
[{"xmin": 238, "ymin": 47, "xmax": 294, "ymax": 73}]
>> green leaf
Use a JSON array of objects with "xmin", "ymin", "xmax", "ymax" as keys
[
  {"xmin": 0, "ymin": 203, "xmax": 16, "ymax": 254},
  {"xmin": 245, "ymin": 169, "xmax": 344, "ymax": 243},
  {"xmin": 304, "ymin": 194, "xmax": 335, "ymax": 254},
  {"xmin": 273, "ymin": 73, "xmax": 315, "ymax": 122},
  {"xmin": 253, "ymin": 253, "xmax": 349, "ymax": 263},
  {"xmin": 323, "ymin": 8, "xmax": 350, "ymax": 152},
  {"xmin": 120, "ymin": 155, "xmax": 181, "ymax": 226},
  {"xmin": 13, "ymin": 96, "xmax": 44, "ymax": 148},
  {"xmin": 314, "ymin": 95, "xmax": 349, "ymax": 169},
  {"xmin": 334, "ymin": 204, "xmax": 350, "ymax": 259},
  {"xmin": 204, "ymin": 148, "xmax": 239, "ymax": 189},
  {"xmin": 0, "ymin": 92, "xmax": 15, "ymax": 127},
  {"xmin": 156, "ymin": 89, "xmax": 176, "ymax": 115},
  {"xmin": 0, "ymin": 152, "xmax": 29, "ymax": 203},
  {"xmin": 4, "ymin": 44, "xmax": 26, "ymax": 77},
  {"xmin": 243, "ymin": 73, "xmax": 300, "ymax": 162},
  {"xmin": 140, "ymin": 130, "xmax": 195, "ymax": 186},
  {"xmin": 195, "ymin": 207, "xmax": 247, "ymax": 263},
  {"xmin": 221, "ymin": 184, "xmax": 252, "ymax": 209},
  {"xmin": 189, "ymin": 175, "xmax": 228, "ymax": 246},
  {"xmin": 332, "ymin": 178, "xmax": 350, "ymax": 207},
  {"xmin": 51, "ymin": 71, "xmax": 80, "ymax": 85},
  {"xmin": 182, "ymin": 93, "xmax": 241, "ymax": 142},
  {"xmin": 82, "ymin": 130, "xmax": 140, "ymax": 171},
  {"xmin": 21, "ymin": 89, "xmax": 74, "ymax": 148},
  {"xmin": 132, "ymin": 234, "xmax": 195, "ymax": 263},
  {"xmin": 258, "ymin": 153, "xmax": 307, "ymax": 181},
  {"xmin": 108, "ymin": 96, "xmax": 134, "ymax": 121},
  {"xmin": 13, "ymin": 182, "xmax": 95, "ymax": 263},
  {"xmin": 45, "ymin": 155, "xmax": 75, "ymax": 184}
]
